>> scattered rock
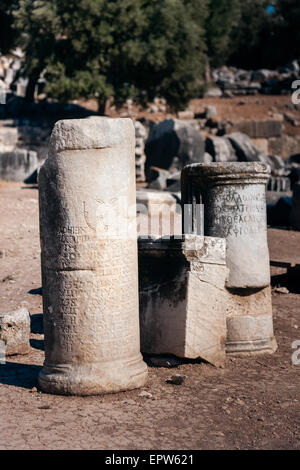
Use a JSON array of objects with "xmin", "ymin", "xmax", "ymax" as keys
[
  {"xmin": 138, "ymin": 391, "xmax": 153, "ymax": 399},
  {"xmin": 227, "ymin": 132, "xmax": 261, "ymax": 162},
  {"xmin": 148, "ymin": 104, "xmax": 159, "ymax": 113},
  {"xmin": 166, "ymin": 374, "xmax": 187, "ymax": 386},
  {"xmin": 145, "ymin": 119, "xmax": 205, "ymax": 181},
  {"xmin": 0, "ymin": 307, "xmax": 30, "ymax": 355},
  {"xmin": 0, "ymin": 149, "xmax": 38, "ymax": 182},
  {"xmin": 123, "ymin": 399, "xmax": 136, "ymax": 405},
  {"xmin": 177, "ymin": 110, "xmax": 195, "ymax": 120},
  {"xmin": 212, "ymin": 61, "xmax": 300, "ymax": 96},
  {"xmin": 223, "ymin": 90, "xmax": 234, "ymax": 98},
  {"xmin": 204, "ymin": 87, "xmax": 222, "ymax": 98},
  {"xmin": 205, "ymin": 106, "xmax": 217, "ymax": 119},
  {"xmin": 147, "ymin": 167, "xmax": 170, "ymax": 190},
  {"xmin": 274, "ymin": 286, "xmax": 289, "ymax": 294},
  {"xmin": 205, "ymin": 136, "xmax": 237, "ymax": 162},
  {"xmin": 148, "ymin": 356, "xmax": 181, "ymax": 368}
]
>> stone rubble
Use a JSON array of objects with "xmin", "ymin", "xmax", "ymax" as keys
[
  {"xmin": 211, "ymin": 60, "xmax": 300, "ymax": 97},
  {"xmin": 0, "ymin": 307, "xmax": 31, "ymax": 356}
]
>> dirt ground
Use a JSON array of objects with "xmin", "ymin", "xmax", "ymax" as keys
[{"xmin": 0, "ymin": 182, "xmax": 299, "ymax": 450}]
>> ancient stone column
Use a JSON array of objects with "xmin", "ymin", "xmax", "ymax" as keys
[
  {"xmin": 181, "ymin": 162, "xmax": 270, "ymax": 289},
  {"xmin": 181, "ymin": 162, "xmax": 277, "ymax": 355},
  {"xmin": 38, "ymin": 117, "xmax": 148, "ymax": 395}
]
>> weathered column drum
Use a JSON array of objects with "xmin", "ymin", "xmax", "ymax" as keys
[
  {"xmin": 38, "ymin": 117, "xmax": 147, "ymax": 395},
  {"xmin": 181, "ymin": 162, "xmax": 270, "ymax": 289},
  {"xmin": 181, "ymin": 162, "xmax": 277, "ymax": 355}
]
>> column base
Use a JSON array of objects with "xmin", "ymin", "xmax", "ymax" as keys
[
  {"xmin": 38, "ymin": 354, "xmax": 148, "ymax": 396},
  {"xmin": 226, "ymin": 337, "xmax": 278, "ymax": 355},
  {"xmin": 225, "ymin": 313, "xmax": 278, "ymax": 356}
]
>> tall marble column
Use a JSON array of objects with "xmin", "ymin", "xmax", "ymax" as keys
[{"xmin": 38, "ymin": 117, "xmax": 147, "ymax": 395}]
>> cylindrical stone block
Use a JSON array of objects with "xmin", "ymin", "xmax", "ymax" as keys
[
  {"xmin": 181, "ymin": 162, "xmax": 270, "ymax": 289},
  {"xmin": 38, "ymin": 117, "xmax": 147, "ymax": 395},
  {"xmin": 225, "ymin": 286, "xmax": 277, "ymax": 355},
  {"xmin": 181, "ymin": 162, "xmax": 277, "ymax": 355}
]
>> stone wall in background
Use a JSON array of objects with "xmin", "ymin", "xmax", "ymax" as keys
[{"xmin": 209, "ymin": 60, "xmax": 300, "ymax": 98}]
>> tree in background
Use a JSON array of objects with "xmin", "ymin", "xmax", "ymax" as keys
[
  {"xmin": 227, "ymin": 0, "xmax": 274, "ymax": 69},
  {"xmin": 15, "ymin": 0, "xmax": 58, "ymax": 101},
  {"xmin": 0, "ymin": 1, "xmax": 19, "ymax": 54},
  {"xmin": 227, "ymin": 0, "xmax": 300, "ymax": 70},
  {"xmin": 2, "ymin": 0, "xmax": 300, "ymax": 109},
  {"xmin": 15, "ymin": 0, "xmax": 209, "ymax": 111},
  {"xmin": 205, "ymin": 0, "xmax": 241, "ymax": 67},
  {"xmin": 275, "ymin": 0, "xmax": 300, "ymax": 65}
]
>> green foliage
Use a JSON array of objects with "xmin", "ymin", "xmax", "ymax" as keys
[
  {"xmin": 1, "ymin": 0, "xmax": 300, "ymax": 108},
  {"xmin": 228, "ymin": 0, "xmax": 276, "ymax": 69},
  {"xmin": 0, "ymin": 1, "xmax": 19, "ymax": 54},
  {"xmin": 14, "ymin": 0, "xmax": 209, "ymax": 111},
  {"xmin": 275, "ymin": 0, "xmax": 300, "ymax": 64},
  {"xmin": 205, "ymin": 0, "xmax": 241, "ymax": 67}
]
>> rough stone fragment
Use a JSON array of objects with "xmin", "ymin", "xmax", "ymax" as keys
[
  {"xmin": 177, "ymin": 110, "xmax": 195, "ymax": 120},
  {"xmin": 251, "ymin": 138, "xmax": 269, "ymax": 155},
  {"xmin": 144, "ymin": 119, "xmax": 205, "ymax": 180},
  {"xmin": 0, "ymin": 126, "xmax": 18, "ymax": 148},
  {"xmin": 227, "ymin": 132, "xmax": 262, "ymax": 162},
  {"xmin": 166, "ymin": 374, "xmax": 187, "ymax": 385},
  {"xmin": 147, "ymin": 166, "xmax": 170, "ymax": 190},
  {"xmin": 205, "ymin": 136, "xmax": 237, "ymax": 162},
  {"xmin": 0, "ymin": 149, "xmax": 38, "ymax": 181},
  {"xmin": 139, "ymin": 235, "xmax": 228, "ymax": 367},
  {"xmin": 148, "ymin": 356, "xmax": 181, "ymax": 368},
  {"xmin": 252, "ymin": 69, "xmax": 275, "ymax": 82},
  {"xmin": 204, "ymin": 87, "xmax": 222, "ymax": 98},
  {"xmin": 0, "ymin": 307, "xmax": 30, "ymax": 356},
  {"xmin": 269, "ymin": 135, "xmax": 300, "ymax": 159},
  {"xmin": 38, "ymin": 116, "xmax": 148, "ymax": 395},
  {"xmin": 205, "ymin": 106, "xmax": 217, "ymax": 119}
]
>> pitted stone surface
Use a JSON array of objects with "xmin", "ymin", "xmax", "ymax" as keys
[
  {"xmin": 0, "ymin": 307, "xmax": 30, "ymax": 356},
  {"xmin": 139, "ymin": 235, "xmax": 228, "ymax": 367},
  {"xmin": 49, "ymin": 116, "xmax": 135, "ymax": 152},
  {"xmin": 39, "ymin": 117, "xmax": 147, "ymax": 395},
  {"xmin": 225, "ymin": 286, "xmax": 277, "ymax": 355},
  {"xmin": 181, "ymin": 162, "xmax": 271, "ymax": 288}
]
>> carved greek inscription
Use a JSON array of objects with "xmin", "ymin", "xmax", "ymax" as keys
[{"xmin": 210, "ymin": 187, "xmax": 266, "ymax": 238}]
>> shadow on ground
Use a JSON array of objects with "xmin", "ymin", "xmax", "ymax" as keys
[
  {"xmin": 30, "ymin": 313, "xmax": 43, "ymax": 334},
  {"xmin": 271, "ymin": 269, "xmax": 300, "ymax": 294},
  {"xmin": 0, "ymin": 362, "xmax": 41, "ymax": 389},
  {"xmin": 28, "ymin": 287, "xmax": 42, "ymax": 296}
]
